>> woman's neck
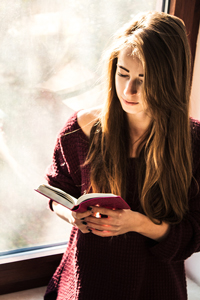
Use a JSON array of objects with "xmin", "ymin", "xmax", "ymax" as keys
[
  {"xmin": 127, "ymin": 111, "xmax": 152, "ymax": 142},
  {"xmin": 127, "ymin": 111, "xmax": 152, "ymax": 157}
]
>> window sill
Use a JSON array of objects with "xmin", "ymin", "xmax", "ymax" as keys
[
  {"xmin": 0, "ymin": 286, "xmax": 46, "ymax": 300},
  {"xmin": 0, "ymin": 243, "xmax": 67, "ymax": 295}
]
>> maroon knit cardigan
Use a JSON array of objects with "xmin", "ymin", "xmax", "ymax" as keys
[{"xmin": 44, "ymin": 112, "xmax": 200, "ymax": 300}]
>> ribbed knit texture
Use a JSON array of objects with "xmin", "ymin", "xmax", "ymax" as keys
[{"xmin": 44, "ymin": 112, "xmax": 200, "ymax": 300}]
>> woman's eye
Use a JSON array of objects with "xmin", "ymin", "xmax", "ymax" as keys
[{"xmin": 117, "ymin": 72, "xmax": 128, "ymax": 78}]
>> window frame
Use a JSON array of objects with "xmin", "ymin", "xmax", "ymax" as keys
[
  {"xmin": 169, "ymin": 0, "xmax": 200, "ymax": 74},
  {"xmin": 0, "ymin": 243, "xmax": 66, "ymax": 294},
  {"xmin": 0, "ymin": 0, "xmax": 199, "ymax": 295}
]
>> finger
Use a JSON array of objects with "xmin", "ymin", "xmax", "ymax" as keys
[
  {"xmin": 86, "ymin": 216, "xmax": 121, "ymax": 232},
  {"xmin": 89, "ymin": 224, "xmax": 114, "ymax": 232},
  {"xmin": 85, "ymin": 212, "xmax": 120, "ymax": 227},
  {"xmin": 85, "ymin": 215, "xmax": 111, "ymax": 227},
  {"xmin": 90, "ymin": 206, "xmax": 125, "ymax": 218},
  {"xmin": 80, "ymin": 227, "xmax": 92, "ymax": 234},
  {"xmin": 72, "ymin": 209, "xmax": 93, "ymax": 220},
  {"xmin": 74, "ymin": 219, "xmax": 92, "ymax": 234}
]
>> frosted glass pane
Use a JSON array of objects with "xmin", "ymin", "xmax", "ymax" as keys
[{"xmin": 0, "ymin": 0, "xmax": 158, "ymax": 252}]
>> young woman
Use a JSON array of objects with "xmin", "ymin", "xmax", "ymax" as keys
[{"xmin": 44, "ymin": 11, "xmax": 200, "ymax": 300}]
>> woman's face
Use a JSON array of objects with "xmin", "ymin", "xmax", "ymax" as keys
[{"xmin": 115, "ymin": 48, "xmax": 148, "ymax": 117}]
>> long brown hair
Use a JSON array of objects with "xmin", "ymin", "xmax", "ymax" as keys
[{"xmin": 86, "ymin": 11, "xmax": 192, "ymax": 224}]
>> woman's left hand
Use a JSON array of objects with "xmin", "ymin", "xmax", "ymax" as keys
[
  {"xmin": 84, "ymin": 206, "xmax": 139, "ymax": 237},
  {"xmin": 84, "ymin": 206, "xmax": 170, "ymax": 241}
]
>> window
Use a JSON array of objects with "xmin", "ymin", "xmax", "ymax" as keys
[
  {"xmin": 6, "ymin": 0, "xmax": 200, "ymax": 295},
  {"xmin": 0, "ymin": 0, "xmax": 159, "ymax": 254}
]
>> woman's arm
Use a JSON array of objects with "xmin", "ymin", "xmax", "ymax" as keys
[
  {"xmin": 84, "ymin": 206, "xmax": 170, "ymax": 241},
  {"xmin": 134, "ymin": 211, "xmax": 170, "ymax": 242},
  {"xmin": 52, "ymin": 201, "xmax": 93, "ymax": 233},
  {"xmin": 83, "ymin": 188, "xmax": 200, "ymax": 263}
]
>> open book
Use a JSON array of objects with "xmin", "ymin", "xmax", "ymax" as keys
[{"xmin": 35, "ymin": 184, "xmax": 130, "ymax": 212}]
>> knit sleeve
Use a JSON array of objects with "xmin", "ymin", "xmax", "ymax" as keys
[
  {"xmin": 45, "ymin": 135, "xmax": 81, "ymax": 199},
  {"xmin": 45, "ymin": 112, "xmax": 89, "ymax": 200},
  {"xmin": 149, "ymin": 120, "xmax": 200, "ymax": 263}
]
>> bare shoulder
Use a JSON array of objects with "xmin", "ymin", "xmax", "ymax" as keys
[{"xmin": 77, "ymin": 106, "xmax": 102, "ymax": 138}]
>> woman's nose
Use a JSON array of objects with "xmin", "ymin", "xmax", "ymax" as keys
[{"xmin": 124, "ymin": 80, "xmax": 137, "ymax": 96}]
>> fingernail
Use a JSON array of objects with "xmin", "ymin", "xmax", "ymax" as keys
[
  {"xmin": 101, "ymin": 214, "xmax": 108, "ymax": 218},
  {"xmin": 82, "ymin": 221, "xmax": 87, "ymax": 225},
  {"xmin": 81, "ymin": 217, "xmax": 85, "ymax": 220},
  {"xmin": 87, "ymin": 206, "xmax": 92, "ymax": 211},
  {"xmin": 88, "ymin": 229, "xmax": 92, "ymax": 232}
]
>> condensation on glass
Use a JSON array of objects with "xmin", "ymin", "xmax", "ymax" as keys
[{"xmin": 0, "ymin": 0, "xmax": 159, "ymax": 252}]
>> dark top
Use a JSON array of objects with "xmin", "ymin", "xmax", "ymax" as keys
[{"xmin": 44, "ymin": 111, "xmax": 200, "ymax": 300}]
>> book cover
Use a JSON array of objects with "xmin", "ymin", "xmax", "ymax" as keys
[{"xmin": 35, "ymin": 184, "xmax": 130, "ymax": 212}]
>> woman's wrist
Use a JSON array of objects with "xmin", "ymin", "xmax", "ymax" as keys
[
  {"xmin": 135, "ymin": 212, "xmax": 170, "ymax": 242},
  {"xmin": 52, "ymin": 201, "xmax": 75, "ymax": 225}
]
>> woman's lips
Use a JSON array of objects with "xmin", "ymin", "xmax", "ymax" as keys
[{"xmin": 123, "ymin": 98, "xmax": 139, "ymax": 105}]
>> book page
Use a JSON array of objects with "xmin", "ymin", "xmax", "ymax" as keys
[{"xmin": 77, "ymin": 193, "xmax": 117, "ymax": 205}]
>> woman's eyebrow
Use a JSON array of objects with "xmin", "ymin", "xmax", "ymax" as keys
[
  {"xmin": 118, "ymin": 64, "xmax": 129, "ymax": 72},
  {"xmin": 117, "ymin": 64, "xmax": 144, "ymax": 77}
]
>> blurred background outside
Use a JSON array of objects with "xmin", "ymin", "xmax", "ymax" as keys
[{"xmin": 0, "ymin": 0, "xmax": 159, "ymax": 252}]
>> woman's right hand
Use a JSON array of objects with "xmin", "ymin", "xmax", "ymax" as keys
[
  {"xmin": 52, "ymin": 201, "xmax": 93, "ymax": 233},
  {"xmin": 72, "ymin": 209, "xmax": 93, "ymax": 233}
]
